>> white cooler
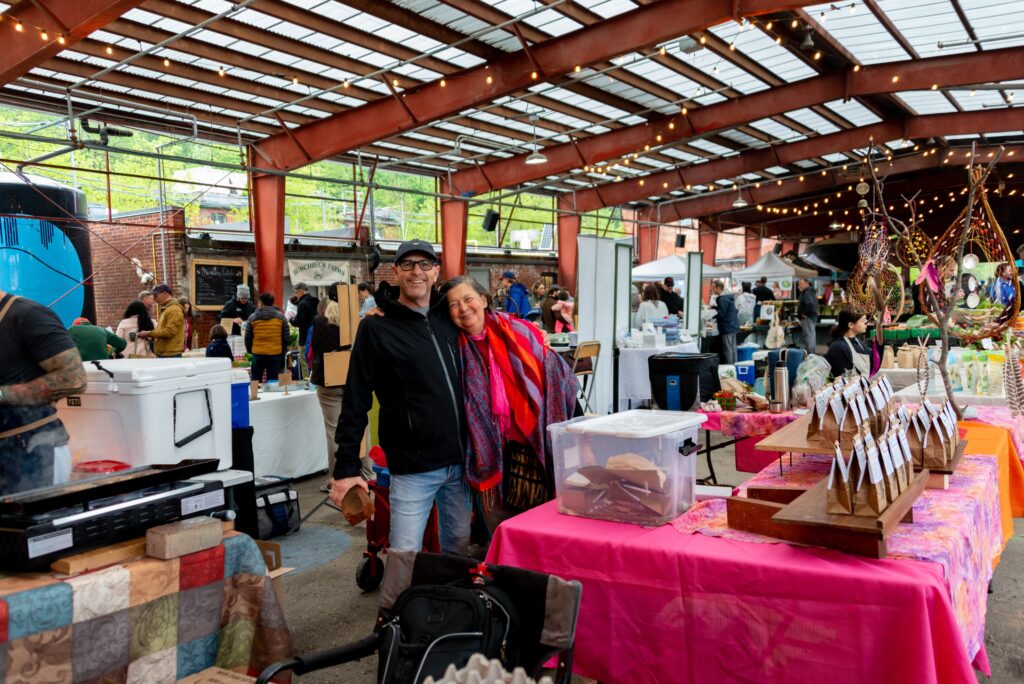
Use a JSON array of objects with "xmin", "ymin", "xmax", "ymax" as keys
[{"xmin": 57, "ymin": 358, "xmax": 233, "ymax": 470}]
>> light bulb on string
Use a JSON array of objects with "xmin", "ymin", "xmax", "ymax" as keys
[
  {"xmin": 15, "ymin": 20, "xmax": 23, "ymax": 32},
  {"xmin": 57, "ymin": 34, "xmax": 65, "ymax": 45},
  {"xmin": 40, "ymin": 30, "xmax": 48, "ymax": 41}
]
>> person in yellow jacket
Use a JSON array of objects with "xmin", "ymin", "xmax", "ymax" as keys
[
  {"xmin": 138, "ymin": 283, "xmax": 185, "ymax": 357},
  {"xmin": 244, "ymin": 292, "xmax": 290, "ymax": 383}
]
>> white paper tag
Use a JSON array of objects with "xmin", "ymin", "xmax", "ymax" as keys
[
  {"xmin": 815, "ymin": 392, "xmax": 830, "ymax": 423},
  {"xmin": 881, "ymin": 376, "xmax": 895, "ymax": 400},
  {"xmin": 867, "ymin": 446, "xmax": 884, "ymax": 484},
  {"xmin": 938, "ymin": 412, "xmax": 954, "ymax": 440},
  {"xmin": 982, "ymin": 337, "xmax": 994, "ymax": 350},
  {"xmin": 879, "ymin": 439, "xmax": 896, "ymax": 475},
  {"xmin": 849, "ymin": 394, "xmax": 863, "ymax": 423},
  {"xmin": 887, "ymin": 433, "xmax": 904, "ymax": 467},
  {"xmin": 918, "ymin": 410, "xmax": 932, "ymax": 434},
  {"xmin": 864, "ymin": 431, "xmax": 877, "ymax": 452},
  {"xmin": 870, "ymin": 384, "xmax": 886, "ymax": 411},
  {"xmin": 829, "ymin": 395, "xmax": 845, "ymax": 428},
  {"xmin": 857, "ymin": 394, "xmax": 871, "ymax": 420},
  {"xmin": 829, "ymin": 442, "xmax": 849, "ymax": 488},
  {"xmin": 898, "ymin": 429, "xmax": 914, "ymax": 465},
  {"xmin": 898, "ymin": 405, "xmax": 911, "ymax": 426}
]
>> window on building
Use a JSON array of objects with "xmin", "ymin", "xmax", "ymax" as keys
[{"xmin": 210, "ymin": 212, "xmax": 227, "ymax": 224}]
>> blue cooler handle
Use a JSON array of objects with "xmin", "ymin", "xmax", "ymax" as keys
[{"xmin": 666, "ymin": 374, "xmax": 681, "ymax": 411}]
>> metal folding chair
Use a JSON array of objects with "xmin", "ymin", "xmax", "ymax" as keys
[{"xmin": 571, "ymin": 341, "xmax": 600, "ymax": 414}]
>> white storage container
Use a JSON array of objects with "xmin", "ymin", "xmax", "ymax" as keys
[
  {"xmin": 56, "ymin": 358, "xmax": 233, "ymax": 470},
  {"xmin": 548, "ymin": 409, "xmax": 706, "ymax": 526}
]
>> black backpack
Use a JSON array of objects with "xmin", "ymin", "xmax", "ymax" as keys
[{"xmin": 377, "ymin": 577, "xmax": 520, "ymax": 684}]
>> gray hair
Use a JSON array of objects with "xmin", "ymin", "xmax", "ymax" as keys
[{"xmin": 441, "ymin": 275, "xmax": 488, "ymax": 298}]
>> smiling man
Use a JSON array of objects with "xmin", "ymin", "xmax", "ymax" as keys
[{"xmin": 329, "ymin": 240, "xmax": 469, "ymax": 554}]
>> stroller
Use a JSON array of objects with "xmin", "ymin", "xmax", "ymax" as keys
[
  {"xmin": 257, "ymin": 551, "xmax": 582, "ymax": 684},
  {"xmin": 356, "ymin": 446, "xmax": 441, "ymax": 592}
]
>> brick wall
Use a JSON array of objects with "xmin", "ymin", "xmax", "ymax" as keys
[{"xmin": 88, "ymin": 208, "xmax": 188, "ymax": 328}]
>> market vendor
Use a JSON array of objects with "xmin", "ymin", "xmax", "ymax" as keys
[
  {"xmin": 0, "ymin": 290, "xmax": 87, "ymax": 493},
  {"xmin": 219, "ymin": 284, "xmax": 255, "ymax": 336},
  {"xmin": 825, "ymin": 308, "xmax": 870, "ymax": 377}
]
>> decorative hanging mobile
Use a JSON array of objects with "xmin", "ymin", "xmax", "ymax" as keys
[
  {"xmin": 919, "ymin": 168, "xmax": 1021, "ymax": 343},
  {"xmin": 895, "ymin": 225, "xmax": 933, "ymax": 268},
  {"xmin": 846, "ymin": 206, "xmax": 905, "ymax": 324}
]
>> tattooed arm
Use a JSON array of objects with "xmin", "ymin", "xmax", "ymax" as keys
[{"xmin": 0, "ymin": 348, "xmax": 88, "ymax": 406}]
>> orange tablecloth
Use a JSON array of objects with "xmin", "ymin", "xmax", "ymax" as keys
[{"xmin": 961, "ymin": 421, "xmax": 1024, "ymax": 549}]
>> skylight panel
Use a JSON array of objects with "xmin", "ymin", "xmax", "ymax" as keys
[
  {"xmin": 894, "ymin": 90, "xmax": 958, "ymax": 115},
  {"xmin": 748, "ymin": 118, "xmax": 801, "ymax": 141},
  {"xmin": 581, "ymin": 0, "xmax": 637, "ymax": 19},
  {"xmin": 885, "ymin": 0, "xmax": 969, "ymax": 59},
  {"xmin": 805, "ymin": 3, "xmax": 911, "ymax": 64},
  {"xmin": 823, "ymin": 99, "xmax": 881, "ymax": 127},
  {"xmin": 783, "ymin": 108, "xmax": 841, "ymax": 135},
  {"xmin": 688, "ymin": 138, "xmax": 736, "ymax": 156},
  {"xmin": 948, "ymin": 88, "xmax": 1006, "ymax": 111}
]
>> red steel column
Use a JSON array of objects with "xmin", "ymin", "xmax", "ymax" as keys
[
  {"xmin": 249, "ymin": 152, "xmax": 285, "ymax": 304},
  {"xmin": 440, "ymin": 199, "xmax": 468, "ymax": 280},
  {"xmin": 557, "ymin": 213, "xmax": 580, "ymax": 293},
  {"xmin": 636, "ymin": 222, "xmax": 659, "ymax": 264},
  {"xmin": 745, "ymin": 228, "xmax": 762, "ymax": 266},
  {"xmin": 699, "ymin": 230, "xmax": 718, "ymax": 268}
]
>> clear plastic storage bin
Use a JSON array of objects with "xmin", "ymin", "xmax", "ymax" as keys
[{"xmin": 548, "ymin": 410, "xmax": 706, "ymax": 526}]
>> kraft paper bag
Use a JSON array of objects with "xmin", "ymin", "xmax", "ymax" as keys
[
  {"xmin": 881, "ymin": 346, "xmax": 895, "ymax": 369},
  {"xmin": 853, "ymin": 445, "xmax": 888, "ymax": 516},
  {"xmin": 878, "ymin": 439, "xmax": 901, "ymax": 503},
  {"xmin": 826, "ymin": 443, "xmax": 854, "ymax": 515},
  {"xmin": 808, "ymin": 387, "xmax": 834, "ymax": 438},
  {"xmin": 821, "ymin": 394, "xmax": 847, "ymax": 446}
]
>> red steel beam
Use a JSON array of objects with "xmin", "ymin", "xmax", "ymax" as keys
[
  {"xmin": 645, "ymin": 144, "xmax": 1024, "ymax": 223},
  {"xmin": 449, "ymin": 46, "xmax": 1024, "ymax": 197},
  {"xmin": 0, "ymin": 0, "xmax": 147, "ymax": 84},
  {"xmin": 572, "ymin": 109, "xmax": 1024, "ymax": 212},
  {"xmin": 249, "ymin": 0, "xmax": 822, "ymax": 172},
  {"xmin": 250, "ymin": 151, "xmax": 286, "ymax": 304},
  {"xmin": 440, "ymin": 198, "xmax": 468, "ymax": 281},
  {"xmin": 556, "ymin": 212, "xmax": 580, "ymax": 293}
]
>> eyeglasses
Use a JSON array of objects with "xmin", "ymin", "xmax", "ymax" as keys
[{"xmin": 398, "ymin": 259, "xmax": 437, "ymax": 272}]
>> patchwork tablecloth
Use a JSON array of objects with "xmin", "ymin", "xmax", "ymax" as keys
[
  {"xmin": 0, "ymin": 532, "xmax": 292, "ymax": 683},
  {"xmin": 699, "ymin": 409, "xmax": 802, "ymax": 473}
]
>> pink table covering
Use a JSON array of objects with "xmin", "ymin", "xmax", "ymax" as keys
[
  {"xmin": 488, "ymin": 450, "xmax": 1002, "ymax": 684},
  {"xmin": 698, "ymin": 409, "xmax": 802, "ymax": 473},
  {"xmin": 970, "ymin": 405, "xmax": 1024, "ymax": 468}
]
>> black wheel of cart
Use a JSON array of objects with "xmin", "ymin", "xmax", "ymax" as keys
[{"xmin": 356, "ymin": 554, "xmax": 384, "ymax": 592}]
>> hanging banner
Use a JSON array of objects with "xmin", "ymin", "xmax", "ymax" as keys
[{"xmin": 287, "ymin": 259, "xmax": 351, "ymax": 287}]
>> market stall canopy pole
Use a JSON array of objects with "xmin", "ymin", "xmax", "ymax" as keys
[
  {"xmin": 247, "ymin": 0, "xmax": 821, "ymax": 173},
  {"xmin": 448, "ymin": 47, "xmax": 1024, "ymax": 199},
  {"xmin": 0, "ymin": 0, "xmax": 147, "ymax": 85}
]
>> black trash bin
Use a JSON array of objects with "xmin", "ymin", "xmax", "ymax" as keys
[{"xmin": 648, "ymin": 352, "xmax": 721, "ymax": 411}]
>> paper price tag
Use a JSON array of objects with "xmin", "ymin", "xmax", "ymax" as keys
[
  {"xmin": 857, "ymin": 394, "xmax": 871, "ymax": 420},
  {"xmin": 866, "ymin": 446, "xmax": 884, "ymax": 483},
  {"xmin": 881, "ymin": 376, "xmax": 895, "ymax": 399},
  {"xmin": 918, "ymin": 410, "xmax": 932, "ymax": 434},
  {"xmin": 898, "ymin": 430, "xmax": 914, "ymax": 465},
  {"xmin": 815, "ymin": 393, "xmax": 830, "ymax": 424},
  {"xmin": 870, "ymin": 384, "xmax": 886, "ymax": 411},
  {"xmin": 849, "ymin": 394, "xmax": 863, "ymax": 423},
  {"xmin": 878, "ymin": 439, "xmax": 896, "ymax": 474},
  {"xmin": 887, "ymin": 433, "xmax": 904, "ymax": 467},
  {"xmin": 938, "ymin": 412, "xmax": 954, "ymax": 439}
]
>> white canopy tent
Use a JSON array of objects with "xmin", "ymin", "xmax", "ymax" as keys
[
  {"xmin": 730, "ymin": 252, "xmax": 818, "ymax": 282},
  {"xmin": 631, "ymin": 254, "xmax": 730, "ymax": 281}
]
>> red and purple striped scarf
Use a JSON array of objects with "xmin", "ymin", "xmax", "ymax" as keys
[{"xmin": 460, "ymin": 311, "xmax": 578, "ymax": 498}]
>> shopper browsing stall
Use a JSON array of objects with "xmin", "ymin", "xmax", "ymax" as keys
[
  {"xmin": 442, "ymin": 276, "xmax": 578, "ymax": 514},
  {"xmin": 825, "ymin": 308, "xmax": 871, "ymax": 377},
  {"xmin": 0, "ymin": 290, "xmax": 87, "ymax": 493},
  {"xmin": 68, "ymin": 317, "xmax": 126, "ymax": 361},
  {"xmin": 330, "ymin": 240, "xmax": 469, "ymax": 555},
  {"xmin": 115, "ymin": 301, "xmax": 155, "ymax": 358},
  {"xmin": 712, "ymin": 280, "xmax": 738, "ymax": 364},
  {"xmin": 634, "ymin": 284, "xmax": 668, "ymax": 329},
  {"xmin": 797, "ymin": 278, "xmax": 819, "ymax": 354},
  {"xmin": 244, "ymin": 292, "xmax": 290, "ymax": 383},
  {"xmin": 138, "ymin": 283, "xmax": 184, "ymax": 357}
]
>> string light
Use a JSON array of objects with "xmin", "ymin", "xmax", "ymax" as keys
[
  {"xmin": 486, "ymin": 75, "xmax": 493, "ymax": 84},
  {"xmin": 344, "ymin": 80, "xmax": 351, "ymax": 88},
  {"xmin": 531, "ymin": 71, "xmax": 538, "ymax": 80},
  {"xmin": 891, "ymin": 75, "xmax": 899, "ymax": 83},
  {"xmin": 680, "ymin": 106, "xmax": 688, "ymax": 115},
  {"xmin": 574, "ymin": 65, "xmax": 581, "ymax": 72},
  {"xmin": 218, "ymin": 65, "xmax": 225, "ymax": 77},
  {"xmin": 163, "ymin": 58, "xmax": 170, "ymax": 67},
  {"xmin": 15, "ymin": 20, "xmax": 23, "ymax": 32},
  {"xmin": 765, "ymin": 21, "xmax": 773, "ymax": 30},
  {"xmin": 292, "ymin": 76, "xmax": 299, "ymax": 85},
  {"xmin": 813, "ymin": 51, "xmax": 821, "ymax": 60},
  {"xmin": 438, "ymin": 79, "xmax": 444, "ymax": 88},
  {"xmin": 40, "ymin": 30, "xmax": 48, "ymax": 41},
  {"xmin": 57, "ymin": 34, "xmax": 65, "ymax": 45},
  {"xmin": 853, "ymin": 64, "xmax": 861, "ymax": 72},
  {"xmin": 105, "ymin": 45, "xmax": 113, "ymax": 54}
]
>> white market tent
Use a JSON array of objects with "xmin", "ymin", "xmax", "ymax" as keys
[
  {"xmin": 730, "ymin": 252, "xmax": 818, "ymax": 282},
  {"xmin": 631, "ymin": 254, "xmax": 730, "ymax": 282}
]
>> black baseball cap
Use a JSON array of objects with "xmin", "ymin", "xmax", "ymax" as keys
[{"xmin": 394, "ymin": 239, "xmax": 438, "ymax": 263}]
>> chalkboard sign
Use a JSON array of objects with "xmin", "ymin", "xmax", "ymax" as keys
[{"xmin": 191, "ymin": 259, "xmax": 248, "ymax": 311}]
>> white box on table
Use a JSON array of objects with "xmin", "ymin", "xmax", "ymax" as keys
[
  {"xmin": 56, "ymin": 358, "xmax": 233, "ymax": 470},
  {"xmin": 548, "ymin": 409, "xmax": 706, "ymax": 526}
]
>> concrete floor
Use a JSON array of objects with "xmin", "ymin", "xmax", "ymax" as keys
[{"xmin": 276, "ymin": 435, "xmax": 1024, "ymax": 683}]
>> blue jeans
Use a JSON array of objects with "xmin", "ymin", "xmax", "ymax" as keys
[{"xmin": 389, "ymin": 464, "xmax": 471, "ymax": 555}]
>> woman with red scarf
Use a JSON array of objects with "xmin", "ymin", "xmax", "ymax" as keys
[{"xmin": 442, "ymin": 276, "xmax": 579, "ymax": 514}]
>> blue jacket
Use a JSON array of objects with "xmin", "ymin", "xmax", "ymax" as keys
[
  {"xmin": 715, "ymin": 293, "xmax": 739, "ymax": 335},
  {"xmin": 505, "ymin": 282, "xmax": 532, "ymax": 318},
  {"xmin": 205, "ymin": 338, "xmax": 234, "ymax": 360}
]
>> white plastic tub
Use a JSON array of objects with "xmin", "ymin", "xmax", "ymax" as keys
[
  {"xmin": 56, "ymin": 358, "xmax": 233, "ymax": 469},
  {"xmin": 548, "ymin": 409, "xmax": 706, "ymax": 526}
]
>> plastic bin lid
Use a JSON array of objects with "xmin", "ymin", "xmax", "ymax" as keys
[
  {"xmin": 81, "ymin": 357, "xmax": 233, "ymax": 383},
  {"xmin": 564, "ymin": 409, "xmax": 707, "ymax": 438}
]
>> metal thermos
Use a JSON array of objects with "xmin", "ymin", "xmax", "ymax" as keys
[{"xmin": 773, "ymin": 367, "xmax": 790, "ymax": 410}]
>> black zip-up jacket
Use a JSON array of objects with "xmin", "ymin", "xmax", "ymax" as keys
[
  {"xmin": 292, "ymin": 293, "xmax": 319, "ymax": 345},
  {"xmin": 333, "ymin": 284, "xmax": 464, "ymax": 479}
]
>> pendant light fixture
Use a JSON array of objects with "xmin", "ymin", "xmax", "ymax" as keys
[{"xmin": 524, "ymin": 113, "xmax": 548, "ymax": 166}]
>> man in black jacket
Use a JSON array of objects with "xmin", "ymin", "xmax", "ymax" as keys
[
  {"xmin": 752, "ymin": 277, "xmax": 775, "ymax": 320},
  {"xmin": 291, "ymin": 282, "xmax": 319, "ymax": 350},
  {"xmin": 797, "ymin": 278, "xmax": 819, "ymax": 354},
  {"xmin": 329, "ymin": 240, "xmax": 469, "ymax": 554},
  {"xmin": 218, "ymin": 285, "xmax": 255, "ymax": 336},
  {"xmin": 659, "ymin": 277, "xmax": 683, "ymax": 316},
  {"xmin": 712, "ymin": 280, "xmax": 739, "ymax": 364}
]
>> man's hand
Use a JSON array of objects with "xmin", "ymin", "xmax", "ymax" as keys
[
  {"xmin": 363, "ymin": 307, "xmax": 384, "ymax": 318},
  {"xmin": 329, "ymin": 476, "xmax": 369, "ymax": 508},
  {"xmin": 1, "ymin": 348, "xmax": 86, "ymax": 406},
  {"xmin": 137, "ymin": 330, "xmax": 150, "ymax": 339},
  {"xmin": 233, "ymin": 317, "xmax": 244, "ymax": 326}
]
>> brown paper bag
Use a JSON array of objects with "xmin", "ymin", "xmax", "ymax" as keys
[
  {"xmin": 853, "ymin": 447, "xmax": 887, "ymax": 516},
  {"xmin": 826, "ymin": 446, "xmax": 854, "ymax": 515}
]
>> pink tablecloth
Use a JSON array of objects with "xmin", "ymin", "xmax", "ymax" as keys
[
  {"xmin": 971, "ymin": 405, "xmax": 1024, "ymax": 468},
  {"xmin": 699, "ymin": 409, "xmax": 802, "ymax": 473},
  {"xmin": 489, "ymin": 502, "xmax": 979, "ymax": 684}
]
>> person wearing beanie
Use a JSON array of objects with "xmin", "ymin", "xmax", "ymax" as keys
[
  {"xmin": 290, "ymin": 282, "xmax": 319, "ymax": 358},
  {"xmin": 218, "ymin": 283, "xmax": 255, "ymax": 336}
]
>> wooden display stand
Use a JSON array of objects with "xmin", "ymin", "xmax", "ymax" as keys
[
  {"xmin": 726, "ymin": 469, "xmax": 930, "ymax": 558},
  {"xmin": 754, "ymin": 414, "xmax": 966, "ymax": 489}
]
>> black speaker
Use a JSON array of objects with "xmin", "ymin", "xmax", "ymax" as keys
[
  {"xmin": 482, "ymin": 209, "xmax": 499, "ymax": 232},
  {"xmin": 675, "ymin": 234, "xmax": 686, "ymax": 249}
]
